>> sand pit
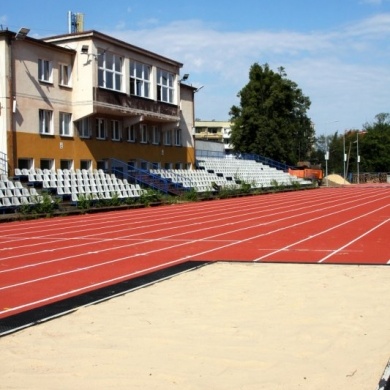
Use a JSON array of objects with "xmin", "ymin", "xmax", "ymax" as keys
[{"xmin": 1, "ymin": 262, "xmax": 390, "ymax": 389}]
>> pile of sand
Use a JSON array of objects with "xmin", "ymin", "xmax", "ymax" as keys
[{"xmin": 323, "ymin": 174, "xmax": 350, "ymax": 186}]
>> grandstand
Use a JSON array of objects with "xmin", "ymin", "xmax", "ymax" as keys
[{"xmin": 0, "ymin": 155, "xmax": 312, "ymax": 214}]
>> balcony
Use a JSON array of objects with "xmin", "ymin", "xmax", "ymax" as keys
[
  {"xmin": 194, "ymin": 132, "xmax": 223, "ymax": 141},
  {"xmin": 94, "ymin": 88, "xmax": 180, "ymax": 122}
]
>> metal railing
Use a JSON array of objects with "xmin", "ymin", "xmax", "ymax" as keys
[
  {"xmin": 195, "ymin": 150, "xmax": 291, "ymax": 172},
  {"xmin": 0, "ymin": 152, "xmax": 7, "ymax": 175},
  {"xmin": 108, "ymin": 158, "xmax": 193, "ymax": 194}
]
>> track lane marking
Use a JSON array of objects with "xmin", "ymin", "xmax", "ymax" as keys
[
  {"xmin": 1, "ymin": 192, "xmax": 388, "ymax": 276},
  {"xmin": 317, "ymin": 217, "xmax": 390, "ymax": 263},
  {"xmin": 252, "ymin": 206, "xmax": 390, "ymax": 263},
  {"xmin": 1, "ymin": 190, "xmax": 388, "ymax": 269},
  {"xmin": 2, "ymin": 188, "xmax": 390, "ymax": 317}
]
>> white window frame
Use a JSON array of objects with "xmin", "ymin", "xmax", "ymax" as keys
[
  {"xmin": 111, "ymin": 120, "xmax": 121, "ymax": 141},
  {"xmin": 152, "ymin": 126, "xmax": 160, "ymax": 145},
  {"xmin": 77, "ymin": 117, "xmax": 91, "ymax": 138},
  {"xmin": 38, "ymin": 59, "xmax": 53, "ymax": 83},
  {"xmin": 157, "ymin": 69, "xmax": 175, "ymax": 104},
  {"xmin": 174, "ymin": 128, "xmax": 182, "ymax": 146},
  {"xmin": 98, "ymin": 50, "xmax": 123, "ymax": 92},
  {"xmin": 59, "ymin": 112, "xmax": 73, "ymax": 137},
  {"xmin": 59, "ymin": 63, "xmax": 72, "ymax": 87},
  {"xmin": 130, "ymin": 61, "xmax": 151, "ymax": 98},
  {"xmin": 39, "ymin": 109, "xmax": 53, "ymax": 135},
  {"xmin": 140, "ymin": 124, "xmax": 148, "ymax": 144},
  {"xmin": 127, "ymin": 125, "xmax": 136, "ymax": 142},
  {"xmin": 164, "ymin": 129, "xmax": 172, "ymax": 146},
  {"xmin": 96, "ymin": 118, "xmax": 107, "ymax": 140}
]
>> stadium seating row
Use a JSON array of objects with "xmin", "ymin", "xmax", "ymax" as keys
[{"xmin": 196, "ymin": 157, "xmax": 312, "ymax": 187}]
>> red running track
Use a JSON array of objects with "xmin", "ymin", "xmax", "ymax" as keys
[{"xmin": 1, "ymin": 185, "xmax": 389, "ymax": 319}]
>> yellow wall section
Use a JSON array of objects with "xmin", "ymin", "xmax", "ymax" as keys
[{"xmin": 10, "ymin": 131, "xmax": 195, "ymax": 171}]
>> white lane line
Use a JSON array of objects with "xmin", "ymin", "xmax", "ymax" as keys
[
  {"xmin": 1, "ymin": 188, "xmax": 388, "ymax": 275},
  {"xmin": 318, "ymin": 217, "xmax": 390, "ymax": 263},
  {"xmin": 0, "ymin": 191, "xmax": 383, "ymax": 277},
  {"xmin": 0, "ymin": 187, "xmax": 382, "ymax": 258},
  {"xmin": 252, "ymin": 205, "xmax": 390, "ymax": 263},
  {"xmin": 0, "ymin": 257, "xmax": 188, "ymax": 317},
  {"xmin": 2, "ymin": 194, "xmax": 389, "ymax": 315}
]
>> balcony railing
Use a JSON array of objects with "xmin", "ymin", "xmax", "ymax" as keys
[
  {"xmin": 194, "ymin": 132, "xmax": 223, "ymax": 140},
  {"xmin": 94, "ymin": 88, "xmax": 179, "ymax": 119}
]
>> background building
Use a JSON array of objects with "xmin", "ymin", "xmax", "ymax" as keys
[{"xmin": 194, "ymin": 120, "xmax": 233, "ymax": 155}]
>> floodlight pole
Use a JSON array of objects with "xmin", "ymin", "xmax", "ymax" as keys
[
  {"xmin": 356, "ymin": 132, "xmax": 360, "ymax": 184},
  {"xmin": 325, "ymin": 141, "xmax": 329, "ymax": 187},
  {"xmin": 343, "ymin": 132, "xmax": 346, "ymax": 185}
]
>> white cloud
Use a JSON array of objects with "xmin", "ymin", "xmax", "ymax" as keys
[
  {"xmin": 0, "ymin": 15, "xmax": 7, "ymax": 25},
  {"xmin": 108, "ymin": 13, "xmax": 390, "ymax": 133},
  {"xmin": 360, "ymin": 0, "xmax": 384, "ymax": 4}
]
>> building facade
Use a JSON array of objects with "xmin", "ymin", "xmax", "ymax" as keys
[
  {"xmin": 194, "ymin": 120, "xmax": 233, "ymax": 154},
  {"xmin": 0, "ymin": 29, "xmax": 196, "ymax": 175}
]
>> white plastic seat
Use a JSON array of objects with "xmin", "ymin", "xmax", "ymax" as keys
[{"xmin": 2, "ymin": 197, "xmax": 12, "ymax": 207}]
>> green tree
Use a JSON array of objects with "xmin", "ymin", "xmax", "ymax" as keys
[
  {"xmin": 360, "ymin": 113, "xmax": 390, "ymax": 172},
  {"xmin": 313, "ymin": 113, "xmax": 390, "ymax": 177},
  {"xmin": 229, "ymin": 63, "xmax": 314, "ymax": 165}
]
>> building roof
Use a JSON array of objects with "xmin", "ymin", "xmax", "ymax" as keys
[
  {"xmin": 0, "ymin": 28, "xmax": 76, "ymax": 54},
  {"xmin": 43, "ymin": 30, "xmax": 183, "ymax": 68}
]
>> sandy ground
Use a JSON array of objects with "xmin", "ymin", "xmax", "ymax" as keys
[{"xmin": 1, "ymin": 262, "xmax": 390, "ymax": 390}]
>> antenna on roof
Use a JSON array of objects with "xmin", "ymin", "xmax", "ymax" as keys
[{"xmin": 68, "ymin": 11, "xmax": 84, "ymax": 34}]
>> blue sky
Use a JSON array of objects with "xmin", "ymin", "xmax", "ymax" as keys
[{"xmin": 1, "ymin": 0, "xmax": 390, "ymax": 135}]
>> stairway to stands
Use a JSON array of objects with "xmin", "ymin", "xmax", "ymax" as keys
[{"xmin": 109, "ymin": 158, "xmax": 188, "ymax": 196}]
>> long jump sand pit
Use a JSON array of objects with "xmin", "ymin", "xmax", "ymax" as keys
[{"xmin": 1, "ymin": 262, "xmax": 390, "ymax": 389}]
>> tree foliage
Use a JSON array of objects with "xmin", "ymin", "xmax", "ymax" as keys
[
  {"xmin": 313, "ymin": 113, "xmax": 390, "ymax": 176},
  {"xmin": 229, "ymin": 63, "xmax": 314, "ymax": 165}
]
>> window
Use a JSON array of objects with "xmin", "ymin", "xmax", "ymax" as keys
[
  {"xmin": 130, "ymin": 61, "xmax": 151, "ymax": 98},
  {"xmin": 96, "ymin": 118, "xmax": 106, "ymax": 140},
  {"xmin": 127, "ymin": 125, "xmax": 136, "ymax": 142},
  {"xmin": 98, "ymin": 50, "xmax": 123, "ymax": 91},
  {"xmin": 60, "ymin": 159, "xmax": 73, "ymax": 170},
  {"xmin": 127, "ymin": 160, "xmax": 136, "ymax": 170},
  {"xmin": 17, "ymin": 158, "xmax": 33, "ymax": 170},
  {"xmin": 140, "ymin": 124, "xmax": 148, "ymax": 143},
  {"xmin": 40, "ymin": 159, "xmax": 54, "ymax": 171},
  {"xmin": 111, "ymin": 120, "xmax": 121, "ymax": 141},
  {"xmin": 59, "ymin": 63, "xmax": 71, "ymax": 87},
  {"xmin": 164, "ymin": 129, "xmax": 172, "ymax": 145},
  {"xmin": 174, "ymin": 128, "xmax": 182, "ymax": 146},
  {"xmin": 39, "ymin": 109, "xmax": 53, "ymax": 135},
  {"xmin": 80, "ymin": 160, "xmax": 91, "ymax": 171},
  {"xmin": 157, "ymin": 69, "xmax": 175, "ymax": 104},
  {"xmin": 97, "ymin": 160, "xmax": 107, "ymax": 171},
  {"xmin": 59, "ymin": 112, "xmax": 72, "ymax": 137},
  {"xmin": 38, "ymin": 59, "xmax": 53, "ymax": 83},
  {"xmin": 77, "ymin": 117, "xmax": 91, "ymax": 138},
  {"xmin": 152, "ymin": 126, "xmax": 160, "ymax": 144}
]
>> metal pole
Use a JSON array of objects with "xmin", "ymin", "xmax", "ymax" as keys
[
  {"xmin": 343, "ymin": 132, "xmax": 346, "ymax": 184},
  {"xmin": 356, "ymin": 132, "xmax": 359, "ymax": 184},
  {"xmin": 325, "ymin": 142, "xmax": 329, "ymax": 187}
]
